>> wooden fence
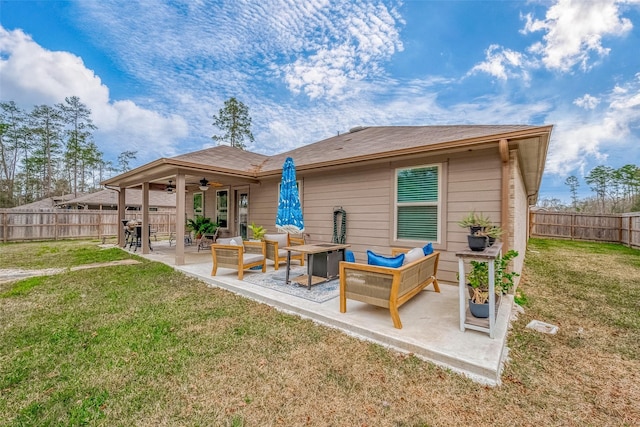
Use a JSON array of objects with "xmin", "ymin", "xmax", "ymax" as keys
[
  {"xmin": 0, "ymin": 209, "xmax": 176, "ymax": 243},
  {"xmin": 530, "ymin": 211, "xmax": 640, "ymax": 248}
]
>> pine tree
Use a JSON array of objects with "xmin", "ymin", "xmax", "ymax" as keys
[{"xmin": 211, "ymin": 97, "xmax": 254, "ymax": 150}]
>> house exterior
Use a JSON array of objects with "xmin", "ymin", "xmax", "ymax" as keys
[{"xmin": 102, "ymin": 125, "xmax": 552, "ymax": 284}]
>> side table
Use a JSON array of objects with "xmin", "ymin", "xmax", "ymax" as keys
[{"xmin": 456, "ymin": 243, "xmax": 502, "ymax": 338}]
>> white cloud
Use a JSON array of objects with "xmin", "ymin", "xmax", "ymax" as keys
[
  {"xmin": 0, "ymin": 26, "xmax": 188, "ymax": 160},
  {"xmin": 546, "ymin": 75, "xmax": 640, "ymax": 174},
  {"xmin": 573, "ymin": 94, "xmax": 600, "ymax": 109},
  {"xmin": 468, "ymin": 44, "xmax": 530, "ymax": 82},
  {"xmin": 522, "ymin": 0, "xmax": 634, "ymax": 72}
]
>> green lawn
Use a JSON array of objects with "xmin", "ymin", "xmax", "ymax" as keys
[{"xmin": 1, "ymin": 238, "xmax": 638, "ymax": 426}]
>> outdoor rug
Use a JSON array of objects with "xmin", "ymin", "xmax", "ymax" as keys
[{"xmin": 243, "ymin": 266, "xmax": 340, "ymax": 303}]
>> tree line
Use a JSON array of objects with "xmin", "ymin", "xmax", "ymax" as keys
[
  {"xmin": 1, "ymin": 94, "xmax": 254, "ymax": 209},
  {"xmin": 538, "ymin": 164, "xmax": 640, "ymax": 213},
  {"xmin": 0, "ymin": 97, "xmax": 137, "ymax": 208}
]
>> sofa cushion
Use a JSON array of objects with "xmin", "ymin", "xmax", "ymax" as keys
[
  {"xmin": 264, "ymin": 233, "xmax": 288, "ymax": 246},
  {"xmin": 423, "ymin": 242, "xmax": 434, "ymax": 255},
  {"xmin": 345, "ymin": 250, "xmax": 356, "ymax": 262},
  {"xmin": 403, "ymin": 247, "xmax": 425, "ymax": 265},
  {"xmin": 367, "ymin": 250, "xmax": 405, "ymax": 268}
]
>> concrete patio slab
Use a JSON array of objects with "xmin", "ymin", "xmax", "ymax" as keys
[{"xmin": 135, "ymin": 241, "xmax": 513, "ymax": 385}]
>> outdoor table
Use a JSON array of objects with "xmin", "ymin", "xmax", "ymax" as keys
[
  {"xmin": 456, "ymin": 243, "xmax": 502, "ymax": 338},
  {"xmin": 129, "ymin": 225, "xmax": 154, "ymax": 252},
  {"xmin": 284, "ymin": 243, "xmax": 350, "ymax": 290}
]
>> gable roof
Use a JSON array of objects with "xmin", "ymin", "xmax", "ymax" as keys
[
  {"xmin": 11, "ymin": 193, "xmax": 79, "ymax": 210},
  {"xmin": 102, "ymin": 125, "xmax": 552, "ymax": 200},
  {"xmin": 60, "ymin": 188, "xmax": 176, "ymax": 208}
]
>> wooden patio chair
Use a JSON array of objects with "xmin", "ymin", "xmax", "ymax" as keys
[
  {"xmin": 198, "ymin": 227, "xmax": 219, "ymax": 252},
  {"xmin": 211, "ymin": 236, "xmax": 266, "ymax": 280},
  {"xmin": 263, "ymin": 233, "xmax": 305, "ymax": 270}
]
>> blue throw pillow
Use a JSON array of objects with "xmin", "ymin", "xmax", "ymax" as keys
[
  {"xmin": 367, "ymin": 250, "xmax": 405, "ymax": 268},
  {"xmin": 423, "ymin": 242, "xmax": 434, "ymax": 255},
  {"xmin": 345, "ymin": 250, "xmax": 356, "ymax": 263}
]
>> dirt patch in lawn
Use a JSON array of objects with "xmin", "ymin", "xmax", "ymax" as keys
[{"xmin": 0, "ymin": 259, "xmax": 142, "ymax": 285}]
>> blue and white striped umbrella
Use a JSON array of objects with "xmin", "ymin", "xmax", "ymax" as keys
[{"xmin": 276, "ymin": 157, "xmax": 305, "ymax": 234}]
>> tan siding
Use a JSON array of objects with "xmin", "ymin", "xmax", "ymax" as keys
[
  {"xmin": 301, "ymin": 165, "xmax": 391, "ymax": 258},
  {"xmin": 441, "ymin": 149, "xmax": 502, "ymax": 284},
  {"xmin": 249, "ymin": 182, "xmax": 278, "ymax": 234}
]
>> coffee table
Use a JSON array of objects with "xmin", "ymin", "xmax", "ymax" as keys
[{"xmin": 283, "ymin": 243, "xmax": 350, "ymax": 290}]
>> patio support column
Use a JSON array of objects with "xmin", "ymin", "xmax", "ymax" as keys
[
  {"xmin": 142, "ymin": 182, "xmax": 150, "ymax": 254},
  {"xmin": 175, "ymin": 173, "xmax": 186, "ymax": 265},
  {"xmin": 499, "ymin": 139, "xmax": 510, "ymax": 252},
  {"xmin": 118, "ymin": 188, "xmax": 126, "ymax": 247}
]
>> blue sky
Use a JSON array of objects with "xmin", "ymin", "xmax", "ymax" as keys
[{"xmin": 1, "ymin": 0, "xmax": 640, "ymax": 203}]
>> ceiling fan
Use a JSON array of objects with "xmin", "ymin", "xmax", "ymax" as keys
[
  {"xmin": 186, "ymin": 177, "xmax": 223, "ymax": 191},
  {"xmin": 165, "ymin": 180, "xmax": 176, "ymax": 193}
]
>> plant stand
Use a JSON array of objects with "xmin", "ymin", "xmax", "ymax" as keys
[{"xmin": 456, "ymin": 243, "xmax": 502, "ymax": 338}]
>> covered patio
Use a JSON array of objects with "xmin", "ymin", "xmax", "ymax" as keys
[{"xmin": 134, "ymin": 240, "xmax": 514, "ymax": 386}]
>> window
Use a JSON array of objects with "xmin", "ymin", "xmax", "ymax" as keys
[
  {"xmin": 395, "ymin": 165, "xmax": 440, "ymax": 242},
  {"xmin": 193, "ymin": 192, "xmax": 203, "ymax": 216},
  {"xmin": 216, "ymin": 189, "xmax": 228, "ymax": 228}
]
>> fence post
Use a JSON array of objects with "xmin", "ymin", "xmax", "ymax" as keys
[
  {"xmin": 54, "ymin": 211, "xmax": 58, "ymax": 241},
  {"xmin": 570, "ymin": 213, "xmax": 575, "ymax": 240},
  {"xmin": 2, "ymin": 210, "xmax": 6, "ymax": 243}
]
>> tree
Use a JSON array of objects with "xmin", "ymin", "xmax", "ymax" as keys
[
  {"xmin": 29, "ymin": 104, "xmax": 65, "ymax": 198},
  {"xmin": 117, "ymin": 150, "xmax": 137, "ymax": 173},
  {"xmin": 211, "ymin": 97, "xmax": 254, "ymax": 150},
  {"xmin": 565, "ymin": 175, "xmax": 580, "ymax": 210},
  {"xmin": 585, "ymin": 165, "xmax": 614, "ymax": 213},
  {"xmin": 0, "ymin": 102, "xmax": 27, "ymax": 206},
  {"xmin": 59, "ymin": 96, "xmax": 97, "ymax": 196}
]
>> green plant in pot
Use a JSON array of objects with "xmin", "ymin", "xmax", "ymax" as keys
[
  {"xmin": 248, "ymin": 222, "xmax": 266, "ymax": 240},
  {"xmin": 457, "ymin": 211, "xmax": 491, "ymax": 234},
  {"xmin": 467, "ymin": 250, "xmax": 519, "ymax": 317},
  {"xmin": 187, "ymin": 215, "xmax": 217, "ymax": 238},
  {"xmin": 459, "ymin": 212, "xmax": 493, "ymax": 251}
]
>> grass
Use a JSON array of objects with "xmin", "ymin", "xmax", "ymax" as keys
[{"xmin": 1, "ymin": 238, "xmax": 639, "ymax": 426}]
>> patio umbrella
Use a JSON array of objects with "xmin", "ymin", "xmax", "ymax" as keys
[{"xmin": 276, "ymin": 157, "xmax": 305, "ymax": 234}]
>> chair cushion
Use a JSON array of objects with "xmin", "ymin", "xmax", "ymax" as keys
[
  {"xmin": 243, "ymin": 253, "xmax": 264, "ymax": 264},
  {"xmin": 403, "ymin": 247, "xmax": 425, "ymax": 265},
  {"xmin": 367, "ymin": 250, "xmax": 405, "ymax": 268},
  {"xmin": 265, "ymin": 233, "xmax": 288, "ymax": 246},
  {"xmin": 218, "ymin": 236, "xmax": 243, "ymax": 246},
  {"xmin": 423, "ymin": 242, "xmax": 434, "ymax": 255}
]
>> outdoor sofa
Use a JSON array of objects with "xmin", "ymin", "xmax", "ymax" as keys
[
  {"xmin": 263, "ymin": 233, "xmax": 305, "ymax": 270},
  {"xmin": 339, "ymin": 248, "xmax": 440, "ymax": 329}
]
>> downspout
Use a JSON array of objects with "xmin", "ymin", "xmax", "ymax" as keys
[{"xmin": 499, "ymin": 139, "xmax": 510, "ymax": 252}]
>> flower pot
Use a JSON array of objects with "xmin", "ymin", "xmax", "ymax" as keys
[
  {"xmin": 467, "ymin": 234, "xmax": 488, "ymax": 251},
  {"xmin": 469, "ymin": 294, "xmax": 501, "ymax": 318},
  {"xmin": 469, "ymin": 299, "xmax": 489, "ymax": 318}
]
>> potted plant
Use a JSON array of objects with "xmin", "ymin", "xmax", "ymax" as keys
[
  {"xmin": 457, "ymin": 211, "xmax": 491, "ymax": 234},
  {"xmin": 248, "ymin": 222, "xmax": 266, "ymax": 241},
  {"xmin": 458, "ymin": 212, "xmax": 497, "ymax": 251},
  {"xmin": 467, "ymin": 250, "xmax": 519, "ymax": 317},
  {"xmin": 187, "ymin": 215, "xmax": 217, "ymax": 239}
]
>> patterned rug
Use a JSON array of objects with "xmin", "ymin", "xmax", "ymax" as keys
[{"xmin": 243, "ymin": 266, "xmax": 340, "ymax": 303}]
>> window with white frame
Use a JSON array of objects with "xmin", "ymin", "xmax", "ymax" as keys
[
  {"xmin": 395, "ymin": 164, "xmax": 440, "ymax": 242},
  {"xmin": 216, "ymin": 189, "xmax": 228, "ymax": 228}
]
